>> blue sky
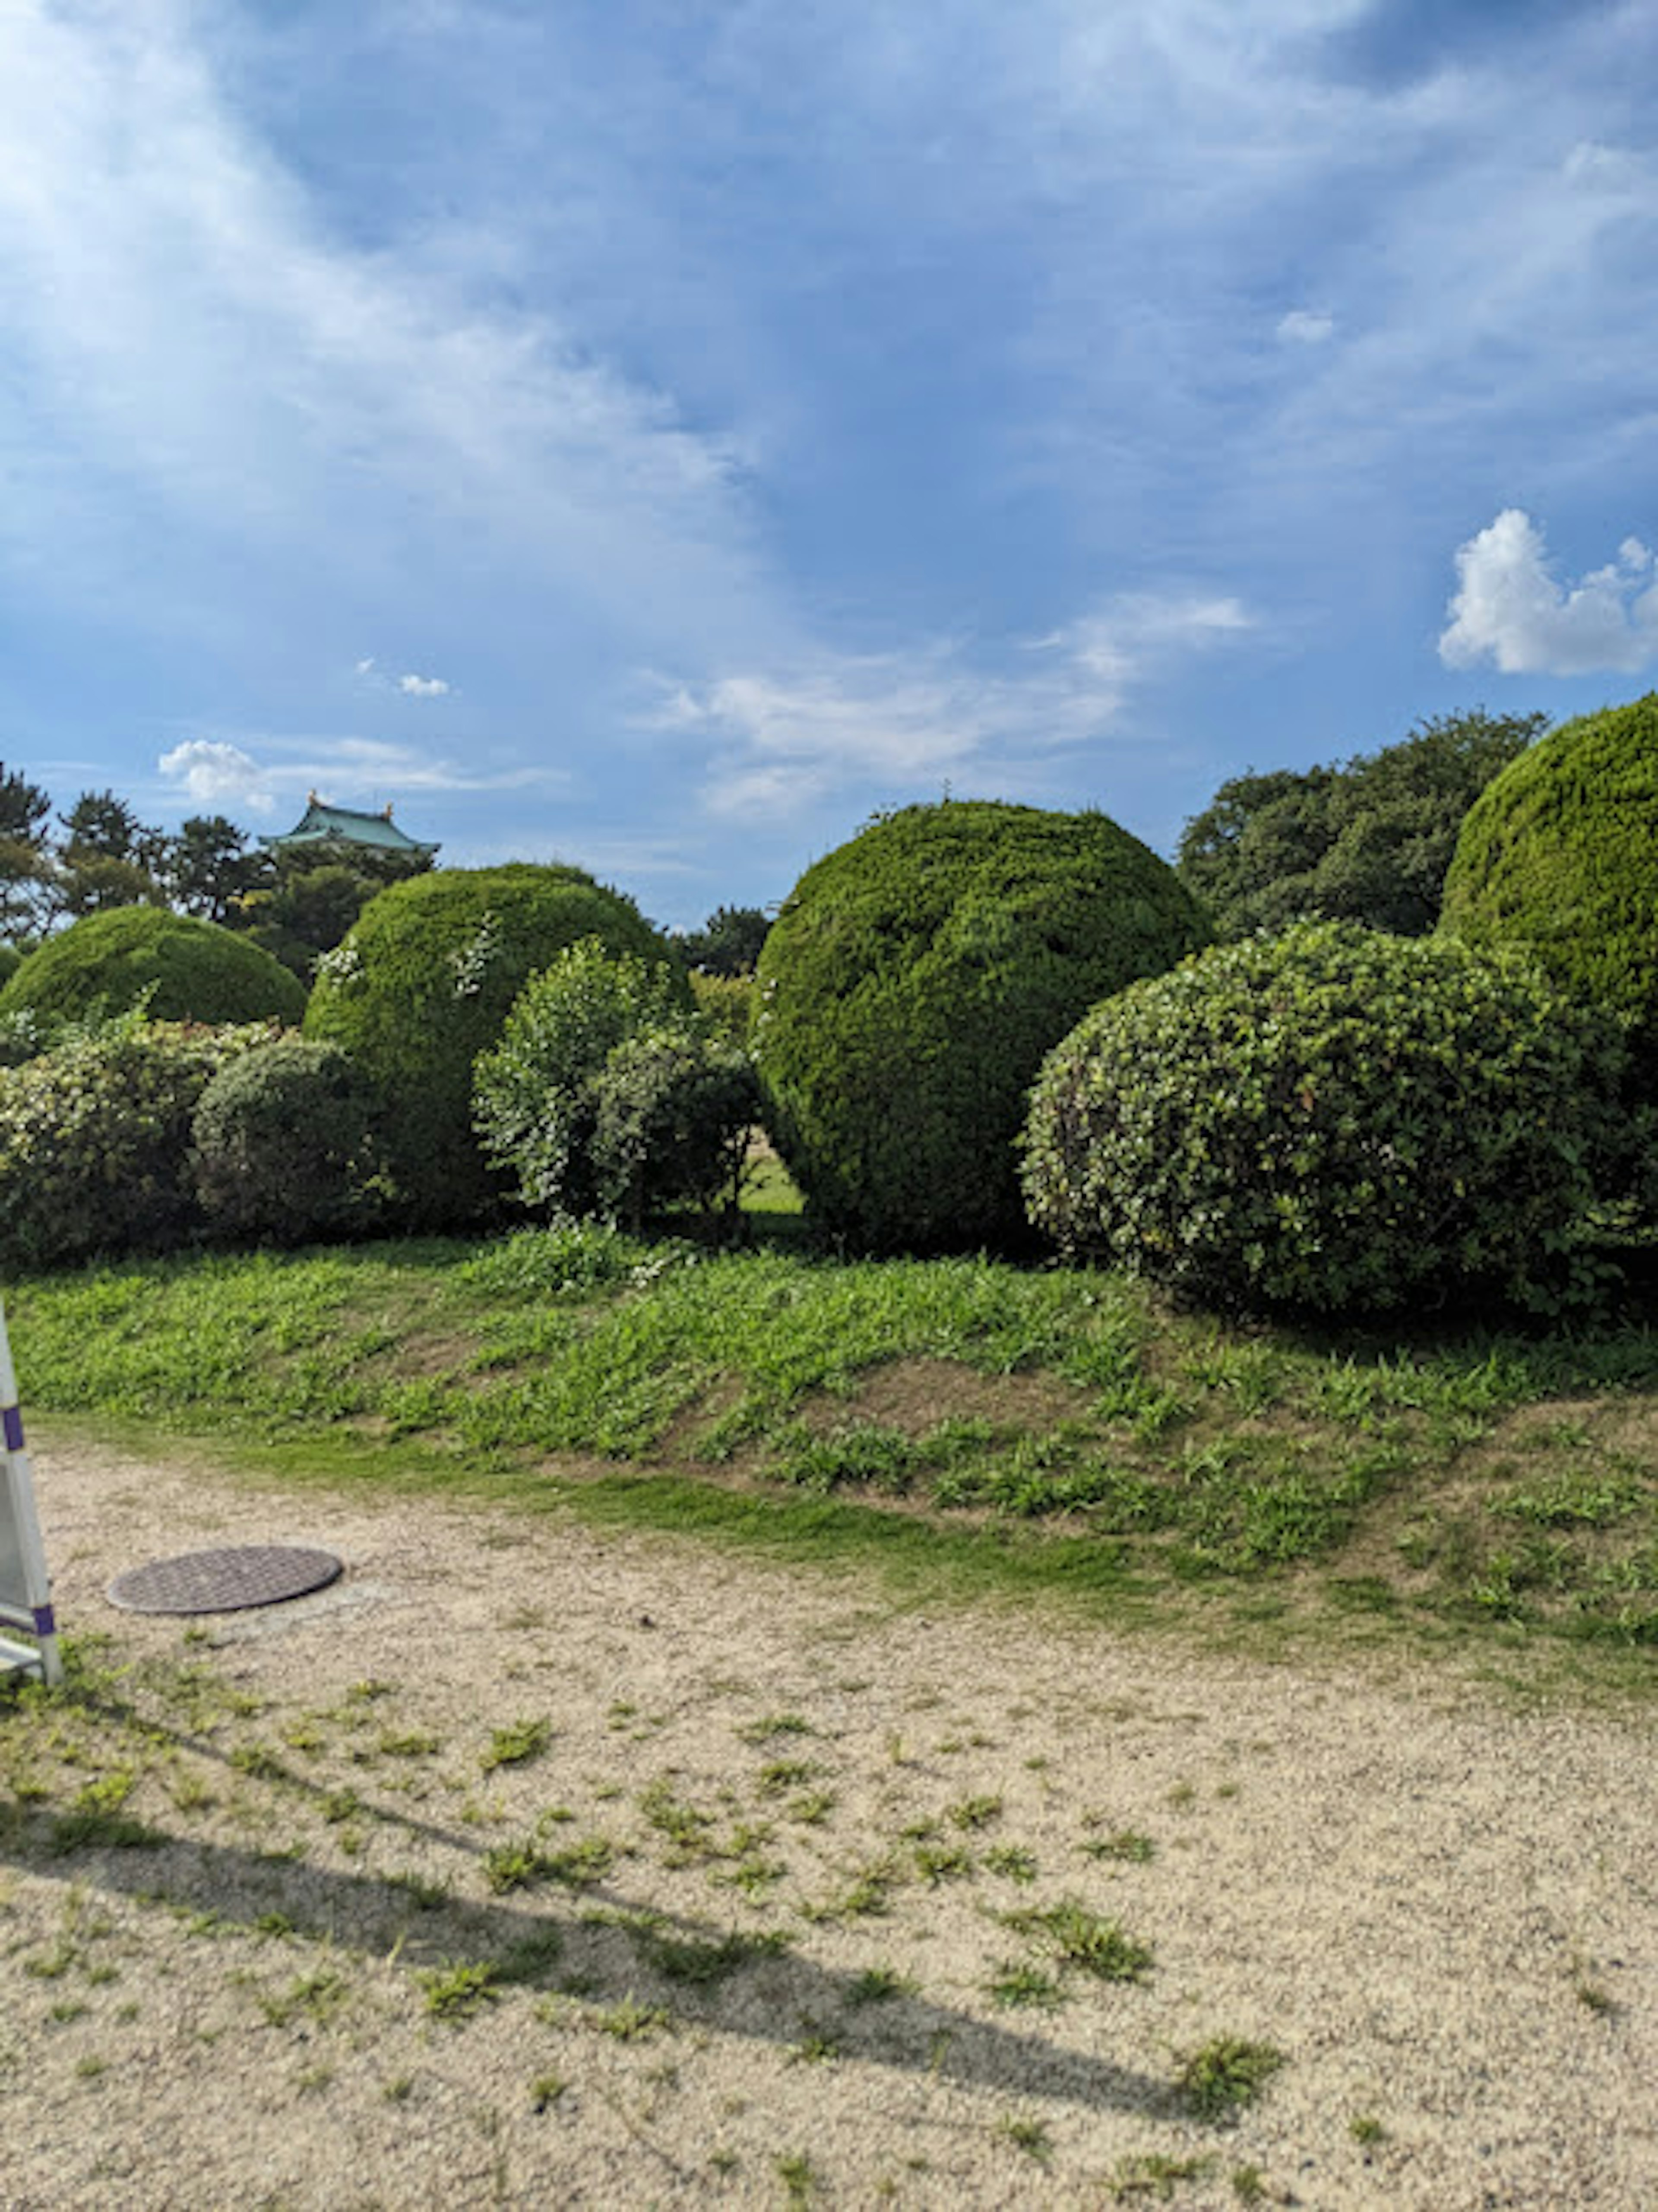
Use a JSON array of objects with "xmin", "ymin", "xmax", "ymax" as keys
[{"xmin": 2, "ymin": 0, "xmax": 1656, "ymax": 930}]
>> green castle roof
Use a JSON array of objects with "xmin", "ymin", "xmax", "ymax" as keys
[{"xmin": 262, "ymin": 795, "xmax": 439, "ymax": 858}]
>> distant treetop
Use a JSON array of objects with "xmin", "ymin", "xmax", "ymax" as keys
[{"xmin": 1176, "ymin": 708, "xmax": 1547, "ymax": 939}]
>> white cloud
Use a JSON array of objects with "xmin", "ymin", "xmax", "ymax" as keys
[
  {"xmin": 1276, "ymin": 308, "xmax": 1335, "ymax": 345},
  {"xmin": 1438, "ymin": 509, "xmax": 1658, "ymax": 675},
  {"xmin": 257, "ymin": 733, "xmax": 569, "ymax": 796},
  {"xmin": 157, "ymin": 738, "xmax": 275, "ymax": 815},
  {"xmin": 653, "ymin": 592, "xmax": 1252, "ymax": 818},
  {"xmin": 398, "ymin": 672, "xmax": 451, "ymax": 697}
]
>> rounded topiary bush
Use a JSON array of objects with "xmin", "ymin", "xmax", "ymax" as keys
[
  {"xmin": 0, "ymin": 1017, "xmax": 265, "ymax": 1269},
  {"xmin": 1022, "ymin": 921, "xmax": 1627, "ymax": 1315},
  {"xmin": 192, "ymin": 1038, "xmax": 391, "ymax": 1247},
  {"xmin": 0, "ymin": 908, "xmax": 307, "ymax": 1028},
  {"xmin": 1440, "ymin": 691, "xmax": 1658, "ymax": 1076},
  {"xmin": 753, "ymin": 801, "xmax": 1211, "ymax": 1253},
  {"xmin": 304, "ymin": 865, "xmax": 686, "ymax": 1228}
]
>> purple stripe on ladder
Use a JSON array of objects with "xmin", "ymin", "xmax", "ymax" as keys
[
  {"xmin": 2, "ymin": 1405, "xmax": 22, "ymax": 1453},
  {"xmin": 33, "ymin": 1605, "xmax": 55, "ymax": 1636}
]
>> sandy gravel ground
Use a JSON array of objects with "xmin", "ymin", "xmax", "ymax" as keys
[{"xmin": 1, "ymin": 1437, "xmax": 1655, "ymax": 2210}]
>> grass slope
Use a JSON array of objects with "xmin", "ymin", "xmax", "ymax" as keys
[{"xmin": 8, "ymin": 1227, "xmax": 1658, "ymax": 1682}]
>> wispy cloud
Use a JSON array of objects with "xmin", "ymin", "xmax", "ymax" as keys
[
  {"xmin": 0, "ymin": 1, "xmax": 772, "ymax": 667},
  {"xmin": 256, "ymin": 734, "xmax": 571, "ymax": 797},
  {"xmin": 355, "ymin": 659, "xmax": 453, "ymax": 698},
  {"xmin": 156, "ymin": 731, "xmax": 570, "ymax": 826},
  {"xmin": 1438, "ymin": 510, "xmax": 1658, "ymax": 675},
  {"xmin": 651, "ymin": 593, "xmax": 1252, "ymax": 818},
  {"xmin": 1277, "ymin": 309, "xmax": 1335, "ymax": 345}
]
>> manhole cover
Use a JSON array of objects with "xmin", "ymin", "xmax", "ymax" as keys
[{"xmin": 107, "ymin": 1544, "xmax": 344, "ymax": 1616}]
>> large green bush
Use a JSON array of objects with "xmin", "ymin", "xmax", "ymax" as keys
[
  {"xmin": 0, "ymin": 1016, "xmax": 265, "ymax": 1269},
  {"xmin": 1440, "ymin": 693, "xmax": 1658, "ymax": 1078},
  {"xmin": 1022, "ymin": 921, "xmax": 1627, "ymax": 1315},
  {"xmin": 753, "ymin": 801, "xmax": 1210, "ymax": 1253},
  {"xmin": 0, "ymin": 907, "xmax": 307, "ymax": 1029},
  {"xmin": 304, "ymin": 866, "xmax": 683, "ymax": 1228},
  {"xmin": 192, "ymin": 1038, "xmax": 391, "ymax": 1247}
]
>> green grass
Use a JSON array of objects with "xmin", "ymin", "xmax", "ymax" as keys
[
  {"xmin": 9, "ymin": 1227, "xmax": 1658, "ymax": 1672},
  {"xmin": 1176, "ymin": 2036, "xmax": 1286, "ymax": 2120}
]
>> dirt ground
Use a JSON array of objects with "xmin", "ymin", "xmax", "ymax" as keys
[{"xmin": 1, "ymin": 1435, "xmax": 1655, "ymax": 2209}]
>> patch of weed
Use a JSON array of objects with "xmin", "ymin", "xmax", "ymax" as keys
[
  {"xmin": 1177, "ymin": 2036, "xmax": 1285, "ymax": 2120},
  {"xmin": 481, "ymin": 1718, "xmax": 552, "ymax": 1772}
]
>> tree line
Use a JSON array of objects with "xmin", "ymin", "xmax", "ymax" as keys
[
  {"xmin": 0, "ymin": 772, "xmax": 430, "ymax": 978},
  {"xmin": 0, "ymin": 700, "xmax": 1541, "ymax": 985}
]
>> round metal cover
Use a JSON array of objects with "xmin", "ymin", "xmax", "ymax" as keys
[{"xmin": 107, "ymin": 1544, "xmax": 343, "ymax": 1616}]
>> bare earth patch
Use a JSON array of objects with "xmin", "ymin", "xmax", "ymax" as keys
[{"xmin": 2, "ymin": 1437, "xmax": 1655, "ymax": 2209}]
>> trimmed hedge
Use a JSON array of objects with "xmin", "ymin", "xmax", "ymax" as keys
[
  {"xmin": 1022, "ymin": 921, "xmax": 1627, "ymax": 1315},
  {"xmin": 753, "ymin": 800, "xmax": 1211, "ymax": 1253},
  {"xmin": 1440, "ymin": 692, "xmax": 1658, "ymax": 1083},
  {"xmin": 0, "ymin": 1017, "xmax": 267, "ymax": 1269},
  {"xmin": 0, "ymin": 908, "xmax": 307, "ymax": 1028},
  {"xmin": 304, "ymin": 865, "xmax": 684, "ymax": 1228},
  {"xmin": 192, "ymin": 1038, "xmax": 391, "ymax": 1246}
]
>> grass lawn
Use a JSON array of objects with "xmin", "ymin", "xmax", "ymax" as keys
[{"xmin": 8, "ymin": 1209, "xmax": 1658, "ymax": 1693}]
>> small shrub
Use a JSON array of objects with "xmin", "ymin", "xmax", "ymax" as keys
[
  {"xmin": 304, "ymin": 865, "xmax": 683, "ymax": 1229},
  {"xmin": 191, "ymin": 1039, "xmax": 391, "ymax": 1246},
  {"xmin": 1176, "ymin": 2036, "xmax": 1285, "ymax": 2120},
  {"xmin": 591, "ymin": 1027, "xmax": 760, "ymax": 1227},
  {"xmin": 1022, "ymin": 920, "xmax": 1627, "ymax": 1316},
  {"xmin": 0, "ymin": 908, "xmax": 306, "ymax": 1028},
  {"xmin": 754, "ymin": 800, "xmax": 1209, "ymax": 1253},
  {"xmin": 473, "ymin": 938, "xmax": 714, "ymax": 1224},
  {"xmin": 0, "ymin": 1016, "xmax": 267, "ymax": 1268}
]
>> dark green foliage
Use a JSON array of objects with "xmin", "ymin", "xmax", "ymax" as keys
[
  {"xmin": 0, "ymin": 945, "xmax": 20, "ymax": 988},
  {"xmin": 305, "ymin": 866, "xmax": 681, "ymax": 1229},
  {"xmin": 1440, "ymin": 693, "xmax": 1658, "ymax": 1082},
  {"xmin": 232, "ymin": 840, "xmax": 434, "ymax": 980},
  {"xmin": 165, "ymin": 815, "xmax": 271, "ymax": 924},
  {"xmin": 592, "ymin": 1028, "xmax": 761, "ymax": 1227},
  {"xmin": 1022, "ymin": 921, "xmax": 1626, "ymax": 1315},
  {"xmin": 0, "ymin": 907, "xmax": 307, "ymax": 1028},
  {"xmin": 0, "ymin": 1017, "xmax": 264, "ymax": 1268},
  {"xmin": 0, "ymin": 765, "xmax": 50, "ymax": 848},
  {"xmin": 754, "ymin": 801, "xmax": 1210, "ymax": 1253},
  {"xmin": 1178, "ymin": 709, "xmax": 1545, "ymax": 938},
  {"xmin": 678, "ymin": 903, "xmax": 772, "ymax": 976},
  {"xmin": 55, "ymin": 788, "xmax": 168, "ymax": 918},
  {"xmin": 191, "ymin": 1039, "xmax": 391, "ymax": 1246},
  {"xmin": 473, "ymin": 937, "xmax": 702, "ymax": 1223},
  {"xmin": 0, "ymin": 767, "xmax": 53, "ymax": 940}
]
